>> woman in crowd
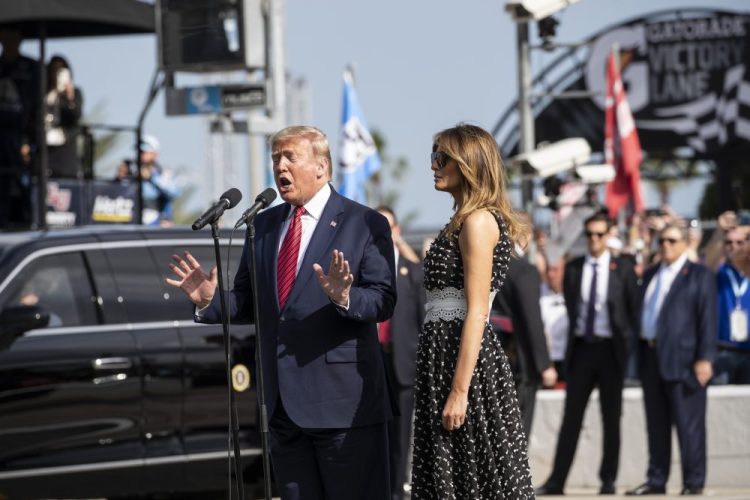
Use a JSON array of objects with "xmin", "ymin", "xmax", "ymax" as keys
[
  {"xmin": 45, "ymin": 55, "xmax": 83, "ymax": 178},
  {"xmin": 411, "ymin": 123, "xmax": 534, "ymax": 499}
]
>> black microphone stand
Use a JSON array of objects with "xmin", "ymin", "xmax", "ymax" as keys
[
  {"xmin": 246, "ymin": 218, "xmax": 273, "ymax": 500},
  {"xmin": 210, "ymin": 221, "xmax": 246, "ymax": 500}
]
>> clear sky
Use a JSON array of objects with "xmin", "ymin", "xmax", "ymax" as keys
[{"xmin": 25, "ymin": 0, "xmax": 748, "ymax": 230}]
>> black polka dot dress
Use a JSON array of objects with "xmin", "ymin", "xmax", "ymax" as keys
[{"xmin": 411, "ymin": 213, "xmax": 535, "ymax": 499}]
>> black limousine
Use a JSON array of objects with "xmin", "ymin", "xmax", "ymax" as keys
[{"xmin": 0, "ymin": 226, "xmax": 266, "ymax": 499}]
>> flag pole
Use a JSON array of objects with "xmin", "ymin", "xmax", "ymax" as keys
[
  {"xmin": 611, "ymin": 43, "xmax": 628, "ymax": 230},
  {"xmin": 611, "ymin": 43, "xmax": 620, "ymax": 71},
  {"xmin": 345, "ymin": 63, "xmax": 356, "ymax": 86}
]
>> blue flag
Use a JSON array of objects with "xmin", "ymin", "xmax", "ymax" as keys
[{"xmin": 338, "ymin": 70, "xmax": 381, "ymax": 203}]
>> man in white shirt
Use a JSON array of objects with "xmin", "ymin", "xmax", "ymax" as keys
[{"xmin": 540, "ymin": 255, "xmax": 568, "ymax": 379}]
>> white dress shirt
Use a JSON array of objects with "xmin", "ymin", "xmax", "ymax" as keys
[
  {"xmin": 540, "ymin": 290, "xmax": 568, "ymax": 361},
  {"xmin": 197, "ymin": 183, "xmax": 333, "ymax": 316},
  {"xmin": 575, "ymin": 251, "xmax": 613, "ymax": 338},
  {"xmin": 641, "ymin": 251, "xmax": 689, "ymax": 339},
  {"xmin": 277, "ymin": 182, "xmax": 331, "ymax": 276}
]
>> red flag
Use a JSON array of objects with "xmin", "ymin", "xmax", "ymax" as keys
[{"xmin": 604, "ymin": 50, "xmax": 644, "ymax": 217}]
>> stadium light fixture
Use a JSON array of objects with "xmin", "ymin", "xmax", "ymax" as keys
[{"xmin": 511, "ymin": 138, "xmax": 592, "ymax": 179}]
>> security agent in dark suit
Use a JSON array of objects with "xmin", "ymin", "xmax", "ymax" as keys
[
  {"xmin": 627, "ymin": 225, "xmax": 716, "ymax": 497},
  {"xmin": 376, "ymin": 206, "xmax": 425, "ymax": 500},
  {"xmin": 537, "ymin": 212, "xmax": 638, "ymax": 496},
  {"xmin": 167, "ymin": 126, "xmax": 397, "ymax": 500},
  {"xmin": 494, "ymin": 250, "xmax": 557, "ymax": 437}
]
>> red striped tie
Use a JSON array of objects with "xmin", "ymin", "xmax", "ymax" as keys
[{"xmin": 277, "ymin": 206, "xmax": 305, "ymax": 310}]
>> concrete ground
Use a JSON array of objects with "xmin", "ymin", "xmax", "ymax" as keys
[
  {"xmin": 553, "ymin": 487, "xmax": 750, "ymax": 499},
  {"xmin": 384, "ymin": 487, "xmax": 750, "ymax": 500},
  {"xmin": 529, "ymin": 387, "xmax": 750, "ymax": 491}
]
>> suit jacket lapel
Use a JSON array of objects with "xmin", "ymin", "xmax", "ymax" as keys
[
  {"xmin": 658, "ymin": 260, "xmax": 691, "ymax": 319},
  {"xmin": 606, "ymin": 257, "xmax": 620, "ymax": 305},
  {"xmin": 569, "ymin": 259, "xmax": 584, "ymax": 315},
  {"xmin": 261, "ymin": 204, "xmax": 289, "ymax": 311},
  {"xmin": 285, "ymin": 190, "xmax": 345, "ymax": 308}
]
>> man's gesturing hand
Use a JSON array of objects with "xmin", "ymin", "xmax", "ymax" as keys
[
  {"xmin": 165, "ymin": 251, "xmax": 218, "ymax": 309},
  {"xmin": 313, "ymin": 249, "xmax": 353, "ymax": 307}
]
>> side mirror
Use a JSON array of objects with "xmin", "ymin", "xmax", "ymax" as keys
[{"xmin": 0, "ymin": 305, "xmax": 50, "ymax": 350}]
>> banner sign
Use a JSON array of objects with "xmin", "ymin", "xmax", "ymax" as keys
[
  {"xmin": 166, "ymin": 84, "xmax": 266, "ymax": 116},
  {"xmin": 45, "ymin": 181, "xmax": 84, "ymax": 228},
  {"xmin": 500, "ymin": 9, "xmax": 750, "ymax": 158},
  {"xmin": 90, "ymin": 181, "xmax": 138, "ymax": 224},
  {"xmin": 42, "ymin": 179, "xmax": 139, "ymax": 228}
]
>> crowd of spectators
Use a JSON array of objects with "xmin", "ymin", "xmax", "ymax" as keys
[
  {"xmin": 1, "ymin": 25, "xmax": 84, "ymax": 229},
  {"xmin": 517, "ymin": 207, "xmax": 750, "ymax": 495},
  {"xmin": 1, "ymin": 24, "xmax": 180, "ymax": 230},
  {"xmin": 528, "ymin": 207, "xmax": 750, "ymax": 387}
]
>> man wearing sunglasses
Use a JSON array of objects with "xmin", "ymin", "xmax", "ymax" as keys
[
  {"xmin": 713, "ymin": 225, "xmax": 750, "ymax": 385},
  {"xmin": 536, "ymin": 212, "xmax": 638, "ymax": 496},
  {"xmin": 627, "ymin": 225, "xmax": 716, "ymax": 496}
]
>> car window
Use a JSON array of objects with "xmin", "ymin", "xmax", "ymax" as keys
[
  {"xmin": 2, "ymin": 252, "xmax": 98, "ymax": 328},
  {"xmin": 190, "ymin": 245, "xmax": 243, "ymax": 281},
  {"xmin": 85, "ymin": 249, "xmax": 128, "ymax": 324},
  {"xmin": 149, "ymin": 243, "xmax": 243, "ymax": 318},
  {"xmin": 104, "ymin": 247, "xmax": 177, "ymax": 322}
]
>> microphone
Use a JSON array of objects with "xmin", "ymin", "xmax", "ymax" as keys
[
  {"xmin": 191, "ymin": 188, "xmax": 243, "ymax": 230},
  {"xmin": 234, "ymin": 188, "xmax": 277, "ymax": 229}
]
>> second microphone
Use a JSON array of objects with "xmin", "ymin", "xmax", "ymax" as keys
[
  {"xmin": 234, "ymin": 188, "xmax": 277, "ymax": 229},
  {"xmin": 191, "ymin": 188, "xmax": 243, "ymax": 230}
]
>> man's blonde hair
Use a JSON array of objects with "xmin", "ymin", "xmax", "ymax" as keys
[{"xmin": 270, "ymin": 126, "xmax": 333, "ymax": 178}]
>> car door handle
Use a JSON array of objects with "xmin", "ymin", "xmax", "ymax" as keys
[{"xmin": 92, "ymin": 357, "xmax": 132, "ymax": 370}]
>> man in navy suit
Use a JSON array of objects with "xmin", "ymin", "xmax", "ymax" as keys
[
  {"xmin": 167, "ymin": 126, "xmax": 397, "ymax": 500},
  {"xmin": 627, "ymin": 225, "xmax": 716, "ymax": 496}
]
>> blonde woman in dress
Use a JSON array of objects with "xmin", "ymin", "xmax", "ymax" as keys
[{"xmin": 411, "ymin": 123, "xmax": 534, "ymax": 499}]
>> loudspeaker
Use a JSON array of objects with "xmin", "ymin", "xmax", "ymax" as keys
[{"xmin": 156, "ymin": 0, "xmax": 265, "ymax": 72}]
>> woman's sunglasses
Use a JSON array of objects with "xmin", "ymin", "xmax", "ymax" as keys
[
  {"xmin": 585, "ymin": 231, "xmax": 607, "ymax": 239},
  {"xmin": 431, "ymin": 151, "xmax": 450, "ymax": 170}
]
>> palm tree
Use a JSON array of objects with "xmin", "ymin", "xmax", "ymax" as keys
[{"xmin": 368, "ymin": 128, "xmax": 418, "ymax": 228}]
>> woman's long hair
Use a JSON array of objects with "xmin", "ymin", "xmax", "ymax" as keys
[
  {"xmin": 433, "ymin": 123, "xmax": 526, "ymax": 246},
  {"xmin": 46, "ymin": 55, "xmax": 72, "ymax": 92}
]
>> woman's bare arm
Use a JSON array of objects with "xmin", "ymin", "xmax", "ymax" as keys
[{"xmin": 441, "ymin": 210, "xmax": 499, "ymax": 431}]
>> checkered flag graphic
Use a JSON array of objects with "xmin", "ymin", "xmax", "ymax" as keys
[{"xmin": 637, "ymin": 64, "xmax": 750, "ymax": 153}]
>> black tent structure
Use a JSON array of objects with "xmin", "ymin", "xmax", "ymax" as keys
[
  {"xmin": 0, "ymin": 0, "xmax": 153, "ymax": 38},
  {"xmin": 0, "ymin": 0, "xmax": 154, "ymax": 229}
]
